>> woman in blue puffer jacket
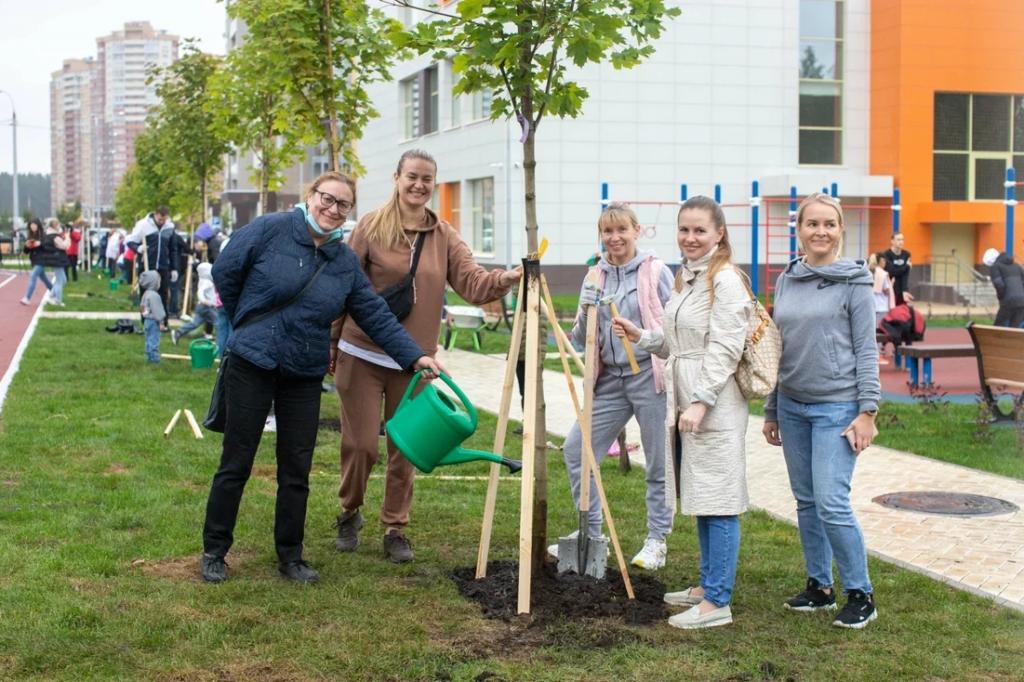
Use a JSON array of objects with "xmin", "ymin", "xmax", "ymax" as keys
[{"xmin": 200, "ymin": 171, "xmax": 444, "ymax": 585}]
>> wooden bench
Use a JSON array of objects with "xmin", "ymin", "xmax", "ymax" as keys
[
  {"xmin": 967, "ymin": 323, "xmax": 1024, "ymax": 422},
  {"xmin": 894, "ymin": 344, "xmax": 976, "ymax": 388}
]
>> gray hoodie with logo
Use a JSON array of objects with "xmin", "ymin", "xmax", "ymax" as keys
[{"xmin": 764, "ymin": 258, "xmax": 880, "ymax": 421}]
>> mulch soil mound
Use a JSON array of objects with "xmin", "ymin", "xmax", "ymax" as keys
[{"xmin": 451, "ymin": 560, "xmax": 668, "ymax": 626}]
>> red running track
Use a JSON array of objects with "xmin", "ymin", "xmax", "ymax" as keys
[
  {"xmin": 881, "ymin": 327, "xmax": 982, "ymax": 399},
  {"xmin": 0, "ymin": 270, "xmax": 47, "ymax": 411}
]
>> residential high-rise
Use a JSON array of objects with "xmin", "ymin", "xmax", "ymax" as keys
[
  {"xmin": 50, "ymin": 58, "xmax": 95, "ymax": 217},
  {"xmin": 93, "ymin": 21, "xmax": 178, "ymax": 212}
]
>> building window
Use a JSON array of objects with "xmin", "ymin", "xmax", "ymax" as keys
[
  {"xmin": 933, "ymin": 93, "xmax": 1023, "ymax": 200},
  {"xmin": 399, "ymin": 65, "xmax": 439, "ymax": 138},
  {"xmin": 471, "ymin": 89, "xmax": 492, "ymax": 121},
  {"xmin": 466, "ymin": 178, "xmax": 494, "ymax": 255},
  {"xmin": 798, "ymin": 0, "xmax": 843, "ymax": 165}
]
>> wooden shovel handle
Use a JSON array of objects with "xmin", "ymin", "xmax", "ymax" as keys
[{"xmin": 608, "ymin": 301, "xmax": 640, "ymax": 375}]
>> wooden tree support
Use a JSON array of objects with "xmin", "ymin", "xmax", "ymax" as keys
[{"xmin": 164, "ymin": 408, "xmax": 203, "ymax": 439}]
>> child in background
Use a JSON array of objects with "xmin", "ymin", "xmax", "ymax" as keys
[
  {"xmin": 171, "ymin": 263, "xmax": 218, "ymax": 345},
  {"xmin": 549, "ymin": 202, "xmax": 676, "ymax": 570},
  {"xmin": 139, "ymin": 270, "xmax": 164, "ymax": 364}
]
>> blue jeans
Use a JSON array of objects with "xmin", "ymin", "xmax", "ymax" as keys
[
  {"xmin": 144, "ymin": 318, "xmax": 161, "ymax": 363},
  {"xmin": 176, "ymin": 304, "xmax": 217, "ymax": 339},
  {"xmin": 215, "ymin": 307, "xmax": 232, "ymax": 358},
  {"xmin": 24, "ymin": 265, "xmax": 53, "ymax": 300},
  {"xmin": 50, "ymin": 267, "xmax": 67, "ymax": 304},
  {"xmin": 777, "ymin": 393, "xmax": 872, "ymax": 594},
  {"xmin": 697, "ymin": 515, "xmax": 740, "ymax": 607}
]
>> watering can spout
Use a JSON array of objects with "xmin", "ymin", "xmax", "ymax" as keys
[{"xmin": 442, "ymin": 448, "xmax": 522, "ymax": 474}]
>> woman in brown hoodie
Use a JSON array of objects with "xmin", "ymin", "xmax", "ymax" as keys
[{"xmin": 330, "ymin": 149, "xmax": 520, "ymax": 563}]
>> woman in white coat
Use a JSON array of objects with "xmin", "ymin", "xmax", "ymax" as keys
[{"xmin": 614, "ymin": 196, "xmax": 751, "ymax": 629}]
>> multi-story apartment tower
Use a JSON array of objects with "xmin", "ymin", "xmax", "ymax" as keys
[
  {"xmin": 93, "ymin": 21, "xmax": 178, "ymax": 212},
  {"xmin": 50, "ymin": 58, "xmax": 95, "ymax": 217}
]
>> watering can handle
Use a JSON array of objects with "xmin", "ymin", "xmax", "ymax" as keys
[{"xmin": 399, "ymin": 371, "xmax": 479, "ymax": 424}]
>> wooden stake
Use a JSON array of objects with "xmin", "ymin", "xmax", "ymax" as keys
[
  {"xmin": 539, "ymin": 299, "xmax": 585, "ymax": 375},
  {"xmin": 542, "ymin": 276, "xmax": 635, "ymax": 599},
  {"xmin": 163, "ymin": 409, "xmax": 182, "ymax": 437},
  {"xmin": 183, "ymin": 409, "xmax": 204, "ymax": 439},
  {"xmin": 475, "ymin": 276, "xmax": 526, "ymax": 579},
  {"xmin": 181, "ymin": 255, "xmax": 194, "ymax": 318},
  {"xmin": 517, "ymin": 269, "xmax": 542, "ymax": 615}
]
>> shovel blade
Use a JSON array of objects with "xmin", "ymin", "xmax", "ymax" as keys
[{"xmin": 556, "ymin": 535, "xmax": 608, "ymax": 579}]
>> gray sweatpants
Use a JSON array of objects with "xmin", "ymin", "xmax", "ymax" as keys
[{"xmin": 563, "ymin": 366, "xmax": 672, "ymax": 540}]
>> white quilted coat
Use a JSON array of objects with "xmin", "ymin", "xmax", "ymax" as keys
[{"xmin": 638, "ymin": 252, "xmax": 752, "ymax": 516}]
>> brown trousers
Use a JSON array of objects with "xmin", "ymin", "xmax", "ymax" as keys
[{"xmin": 336, "ymin": 352, "xmax": 418, "ymax": 531}]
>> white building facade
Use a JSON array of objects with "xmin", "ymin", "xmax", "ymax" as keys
[{"xmin": 357, "ymin": 0, "xmax": 892, "ymax": 292}]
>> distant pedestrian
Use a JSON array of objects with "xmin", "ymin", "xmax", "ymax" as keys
[
  {"xmin": 19, "ymin": 218, "xmax": 53, "ymax": 305},
  {"xmin": 26, "ymin": 219, "xmax": 69, "ymax": 306},
  {"xmin": 139, "ymin": 270, "xmax": 164, "ymax": 364},
  {"xmin": 882, "ymin": 232, "xmax": 912, "ymax": 305},
  {"xmin": 66, "ymin": 220, "xmax": 83, "ymax": 282},
  {"xmin": 868, "ymin": 253, "xmax": 894, "ymax": 329},
  {"xmin": 983, "ymin": 248, "xmax": 1024, "ymax": 328}
]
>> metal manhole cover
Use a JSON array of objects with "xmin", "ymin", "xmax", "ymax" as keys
[{"xmin": 872, "ymin": 491, "xmax": 1019, "ymax": 517}]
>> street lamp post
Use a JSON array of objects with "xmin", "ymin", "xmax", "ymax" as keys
[{"xmin": 0, "ymin": 90, "xmax": 17, "ymax": 235}]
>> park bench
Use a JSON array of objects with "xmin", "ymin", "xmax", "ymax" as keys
[
  {"xmin": 894, "ymin": 344, "xmax": 976, "ymax": 388},
  {"xmin": 967, "ymin": 323, "xmax": 1024, "ymax": 422}
]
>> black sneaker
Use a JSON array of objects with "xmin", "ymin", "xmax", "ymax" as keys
[
  {"xmin": 383, "ymin": 530, "xmax": 414, "ymax": 563},
  {"xmin": 278, "ymin": 560, "xmax": 319, "ymax": 584},
  {"xmin": 832, "ymin": 590, "xmax": 877, "ymax": 629},
  {"xmin": 334, "ymin": 510, "xmax": 364, "ymax": 552},
  {"xmin": 783, "ymin": 577, "xmax": 837, "ymax": 612},
  {"xmin": 200, "ymin": 553, "xmax": 228, "ymax": 583}
]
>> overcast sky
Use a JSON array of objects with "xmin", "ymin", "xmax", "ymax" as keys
[{"xmin": 0, "ymin": 0, "xmax": 227, "ymax": 175}]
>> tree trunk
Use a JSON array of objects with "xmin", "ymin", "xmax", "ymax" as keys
[
  {"xmin": 258, "ymin": 134, "xmax": 269, "ymax": 217},
  {"xmin": 323, "ymin": 0, "xmax": 339, "ymax": 172}
]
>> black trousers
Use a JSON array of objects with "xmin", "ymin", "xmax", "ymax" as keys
[
  {"xmin": 202, "ymin": 355, "xmax": 323, "ymax": 563},
  {"xmin": 994, "ymin": 303, "xmax": 1024, "ymax": 329}
]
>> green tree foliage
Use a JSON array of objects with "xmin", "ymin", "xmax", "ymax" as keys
[
  {"xmin": 112, "ymin": 125, "xmax": 177, "ymax": 226},
  {"xmin": 209, "ymin": 34, "xmax": 305, "ymax": 215},
  {"xmin": 148, "ymin": 43, "xmax": 229, "ymax": 227},
  {"xmin": 226, "ymin": 0, "xmax": 403, "ymax": 175},
  {"xmin": 399, "ymin": 0, "xmax": 679, "ymax": 576}
]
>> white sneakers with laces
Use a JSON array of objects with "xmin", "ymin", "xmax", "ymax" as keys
[{"xmin": 631, "ymin": 537, "xmax": 667, "ymax": 570}]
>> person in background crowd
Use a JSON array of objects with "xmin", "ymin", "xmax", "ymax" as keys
[
  {"xmin": 983, "ymin": 247, "xmax": 1024, "ymax": 328},
  {"xmin": 20, "ymin": 219, "xmax": 53, "ymax": 305},
  {"xmin": 29, "ymin": 219, "xmax": 70, "ymax": 306},
  {"xmin": 66, "ymin": 220, "xmax": 83, "ymax": 282},
  {"xmin": 139, "ymin": 270, "xmax": 164, "ymax": 364},
  {"xmin": 763, "ymin": 193, "xmax": 880, "ymax": 630},
  {"xmin": 105, "ymin": 227, "xmax": 124, "ymax": 280},
  {"xmin": 171, "ymin": 263, "xmax": 218, "ymax": 345},
  {"xmin": 127, "ymin": 206, "xmax": 179, "ymax": 328},
  {"xmin": 882, "ymin": 232, "xmax": 912, "ymax": 305}
]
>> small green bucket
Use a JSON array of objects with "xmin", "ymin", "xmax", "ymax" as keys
[
  {"xmin": 188, "ymin": 339, "xmax": 217, "ymax": 369},
  {"xmin": 109, "ymin": 279, "xmax": 120, "ymax": 291}
]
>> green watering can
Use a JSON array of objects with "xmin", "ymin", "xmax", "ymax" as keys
[{"xmin": 386, "ymin": 371, "xmax": 522, "ymax": 474}]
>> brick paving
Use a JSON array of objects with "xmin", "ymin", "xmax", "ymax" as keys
[{"xmin": 439, "ymin": 347, "xmax": 1024, "ymax": 612}]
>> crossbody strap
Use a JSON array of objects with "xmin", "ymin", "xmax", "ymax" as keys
[{"xmin": 236, "ymin": 259, "xmax": 328, "ymax": 331}]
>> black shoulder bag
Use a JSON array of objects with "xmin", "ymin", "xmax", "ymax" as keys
[
  {"xmin": 378, "ymin": 231, "xmax": 427, "ymax": 321},
  {"xmin": 203, "ymin": 260, "xmax": 328, "ymax": 433}
]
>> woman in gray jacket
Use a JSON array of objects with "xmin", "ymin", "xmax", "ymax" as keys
[
  {"xmin": 615, "ymin": 196, "xmax": 751, "ymax": 629},
  {"xmin": 762, "ymin": 193, "xmax": 881, "ymax": 629}
]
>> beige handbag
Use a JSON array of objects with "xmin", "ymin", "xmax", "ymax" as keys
[{"xmin": 734, "ymin": 283, "xmax": 782, "ymax": 401}]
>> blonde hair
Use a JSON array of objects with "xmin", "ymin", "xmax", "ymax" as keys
[
  {"xmin": 305, "ymin": 171, "xmax": 357, "ymax": 207},
  {"xmin": 675, "ymin": 196, "xmax": 746, "ymax": 302},
  {"xmin": 795, "ymin": 192, "xmax": 844, "ymax": 256},
  {"xmin": 362, "ymin": 149, "xmax": 437, "ymax": 249},
  {"xmin": 597, "ymin": 202, "xmax": 641, "ymax": 234}
]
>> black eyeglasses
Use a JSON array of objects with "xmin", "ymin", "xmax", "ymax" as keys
[{"xmin": 314, "ymin": 189, "xmax": 354, "ymax": 213}]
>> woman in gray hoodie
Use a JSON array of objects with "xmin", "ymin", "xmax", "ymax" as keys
[{"xmin": 762, "ymin": 193, "xmax": 881, "ymax": 629}]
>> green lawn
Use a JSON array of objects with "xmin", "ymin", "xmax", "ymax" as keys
[{"xmin": 0, "ymin": 319, "xmax": 1021, "ymax": 680}]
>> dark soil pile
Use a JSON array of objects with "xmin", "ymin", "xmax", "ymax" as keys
[
  {"xmin": 317, "ymin": 417, "xmax": 341, "ymax": 432},
  {"xmin": 450, "ymin": 560, "xmax": 668, "ymax": 626}
]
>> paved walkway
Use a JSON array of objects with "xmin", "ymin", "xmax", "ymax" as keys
[{"xmin": 438, "ymin": 347, "xmax": 1024, "ymax": 612}]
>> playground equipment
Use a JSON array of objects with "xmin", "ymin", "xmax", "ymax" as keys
[{"xmin": 386, "ymin": 370, "xmax": 522, "ymax": 474}]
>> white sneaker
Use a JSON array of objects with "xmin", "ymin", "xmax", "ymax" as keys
[
  {"xmin": 668, "ymin": 603, "xmax": 733, "ymax": 629},
  {"xmin": 631, "ymin": 537, "xmax": 667, "ymax": 570},
  {"xmin": 664, "ymin": 586, "xmax": 704, "ymax": 606}
]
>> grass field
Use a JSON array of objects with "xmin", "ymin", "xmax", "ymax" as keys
[{"xmin": 0, "ymin": 317, "xmax": 1021, "ymax": 680}]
